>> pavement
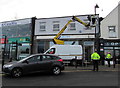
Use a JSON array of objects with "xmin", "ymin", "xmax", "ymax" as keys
[{"xmin": 64, "ymin": 64, "xmax": 119, "ymax": 72}]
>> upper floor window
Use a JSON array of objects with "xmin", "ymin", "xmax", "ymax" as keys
[
  {"xmin": 53, "ymin": 21, "xmax": 60, "ymax": 31},
  {"xmin": 69, "ymin": 22, "xmax": 76, "ymax": 30},
  {"xmin": 108, "ymin": 26, "xmax": 117, "ymax": 38},
  {"xmin": 39, "ymin": 22, "xmax": 46, "ymax": 31},
  {"xmin": 108, "ymin": 26, "xmax": 116, "ymax": 32}
]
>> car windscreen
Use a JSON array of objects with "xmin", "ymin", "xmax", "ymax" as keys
[{"xmin": 45, "ymin": 48, "xmax": 55, "ymax": 54}]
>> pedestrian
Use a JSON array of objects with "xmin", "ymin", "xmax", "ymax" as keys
[
  {"xmin": 9, "ymin": 57, "xmax": 12, "ymax": 62},
  {"xmin": 113, "ymin": 55, "xmax": 116, "ymax": 68},
  {"xmin": 105, "ymin": 52, "xmax": 112, "ymax": 67},
  {"xmin": 91, "ymin": 50, "xmax": 100, "ymax": 71}
]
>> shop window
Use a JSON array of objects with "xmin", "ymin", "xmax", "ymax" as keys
[
  {"xmin": 39, "ymin": 22, "xmax": 46, "ymax": 31},
  {"xmin": 53, "ymin": 21, "xmax": 60, "ymax": 31},
  {"xmin": 104, "ymin": 47, "xmax": 113, "ymax": 49}
]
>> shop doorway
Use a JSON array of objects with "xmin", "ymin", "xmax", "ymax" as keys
[
  {"xmin": 85, "ymin": 46, "xmax": 93, "ymax": 62},
  {"xmin": 115, "ymin": 50, "xmax": 120, "ymax": 64}
]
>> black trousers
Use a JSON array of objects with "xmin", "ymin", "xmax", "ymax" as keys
[
  {"xmin": 93, "ymin": 60, "xmax": 99, "ymax": 71},
  {"xmin": 106, "ymin": 59, "xmax": 111, "ymax": 67}
]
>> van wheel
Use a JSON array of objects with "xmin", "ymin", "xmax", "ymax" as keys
[
  {"xmin": 11, "ymin": 68, "xmax": 22, "ymax": 77},
  {"xmin": 52, "ymin": 66, "xmax": 61, "ymax": 75},
  {"xmin": 71, "ymin": 60, "xmax": 76, "ymax": 66}
]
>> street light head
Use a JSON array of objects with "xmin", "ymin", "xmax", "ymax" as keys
[{"xmin": 95, "ymin": 4, "xmax": 99, "ymax": 8}]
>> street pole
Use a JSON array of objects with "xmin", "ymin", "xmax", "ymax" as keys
[
  {"xmin": 94, "ymin": 4, "xmax": 99, "ymax": 51},
  {"xmin": 15, "ymin": 40, "xmax": 18, "ymax": 61},
  {"xmin": 30, "ymin": 17, "xmax": 37, "ymax": 54},
  {"xmin": 2, "ymin": 35, "xmax": 7, "ymax": 71}
]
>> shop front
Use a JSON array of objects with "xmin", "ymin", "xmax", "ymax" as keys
[
  {"xmin": 1, "ymin": 37, "xmax": 31, "ymax": 61},
  {"xmin": 35, "ymin": 35, "xmax": 95, "ymax": 63},
  {"xmin": 100, "ymin": 39, "xmax": 120, "ymax": 64},
  {"xmin": 1, "ymin": 18, "xmax": 32, "ymax": 61}
]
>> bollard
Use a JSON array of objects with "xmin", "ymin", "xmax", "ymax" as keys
[{"xmin": 75, "ymin": 56, "xmax": 77, "ymax": 69}]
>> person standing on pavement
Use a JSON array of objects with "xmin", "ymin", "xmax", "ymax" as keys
[
  {"xmin": 105, "ymin": 52, "xmax": 112, "ymax": 67},
  {"xmin": 91, "ymin": 50, "xmax": 100, "ymax": 71},
  {"xmin": 113, "ymin": 55, "xmax": 116, "ymax": 68}
]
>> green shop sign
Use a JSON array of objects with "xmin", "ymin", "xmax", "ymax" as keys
[{"xmin": 8, "ymin": 37, "xmax": 30, "ymax": 43}]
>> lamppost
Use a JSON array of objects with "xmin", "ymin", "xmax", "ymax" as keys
[
  {"xmin": 95, "ymin": 4, "xmax": 99, "ymax": 15},
  {"xmin": 94, "ymin": 4, "xmax": 99, "ymax": 51},
  {"xmin": 2, "ymin": 35, "xmax": 7, "ymax": 71}
]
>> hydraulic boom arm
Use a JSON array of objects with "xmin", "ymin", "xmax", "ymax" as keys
[
  {"xmin": 72, "ymin": 16, "xmax": 90, "ymax": 27},
  {"xmin": 53, "ymin": 19, "xmax": 73, "ymax": 44},
  {"xmin": 53, "ymin": 16, "xmax": 90, "ymax": 45}
]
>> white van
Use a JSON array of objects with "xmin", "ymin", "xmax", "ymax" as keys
[{"xmin": 44, "ymin": 45, "xmax": 83, "ymax": 65}]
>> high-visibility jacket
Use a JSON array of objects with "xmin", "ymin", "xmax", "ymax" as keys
[
  {"xmin": 91, "ymin": 52, "xmax": 100, "ymax": 60},
  {"xmin": 106, "ymin": 54, "xmax": 111, "ymax": 59}
]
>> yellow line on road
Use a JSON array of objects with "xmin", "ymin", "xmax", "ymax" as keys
[
  {"xmin": 63, "ymin": 70, "xmax": 118, "ymax": 72},
  {"xmin": 63, "ymin": 70, "xmax": 92, "ymax": 72}
]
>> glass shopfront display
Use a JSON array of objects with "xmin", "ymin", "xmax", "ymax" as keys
[
  {"xmin": 0, "ymin": 19, "xmax": 32, "ymax": 60},
  {"xmin": 100, "ymin": 39, "xmax": 120, "ymax": 64}
]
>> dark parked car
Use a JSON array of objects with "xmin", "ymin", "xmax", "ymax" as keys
[{"xmin": 3, "ymin": 54, "xmax": 64, "ymax": 77}]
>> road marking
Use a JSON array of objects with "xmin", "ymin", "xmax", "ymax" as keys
[
  {"xmin": 63, "ymin": 70, "xmax": 92, "ymax": 72},
  {"xmin": 63, "ymin": 70, "xmax": 118, "ymax": 72}
]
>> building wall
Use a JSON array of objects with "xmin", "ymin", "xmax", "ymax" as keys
[
  {"xmin": 35, "ymin": 15, "xmax": 99, "ymax": 36},
  {"xmin": 100, "ymin": 5, "xmax": 119, "ymax": 39},
  {"xmin": 100, "ymin": 4, "xmax": 120, "ymax": 64},
  {"xmin": 118, "ymin": 3, "xmax": 120, "ymax": 38},
  {"xmin": 0, "ymin": 23, "xmax": 2, "ymax": 59}
]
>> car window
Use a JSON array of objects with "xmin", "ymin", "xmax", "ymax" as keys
[
  {"xmin": 46, "ymin": 48, "xmax": 55, "ymax": 54},
  {"xmin": 42, "ymin": 55, "xmax": 52, "ymax": 61},
  {"xmin": 27, "ymin": 55, "xmax": 41, "ymax": 63},
  {"xmin": 51, "ymin": 56, "xmax": 61, "ymax": 60}
]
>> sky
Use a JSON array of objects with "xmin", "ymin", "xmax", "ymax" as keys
[{"xmin": 0, "ymin": 0, "xmax": 120, "ymax": 22}]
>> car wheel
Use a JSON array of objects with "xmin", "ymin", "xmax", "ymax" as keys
[
  {"xmin": 71, "ymin": 60, "xmax": 76, "ymax": 66},
  {"xmin": 52, "ymin": 66, "xmax": 61, "ymax": 75},
  {"xmin": 11, "ymin": 68, "xmax": 22, "ymax": 77}
]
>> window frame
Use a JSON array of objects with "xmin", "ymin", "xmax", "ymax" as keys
[
  {"xmin": 68, "ymin": 22, "xmax": 76, "ymax": 30},
  {"xmin": 108, "ymin": 26, "xmax": 116, "ymax": 32},
  {"xmin": 108, "ymin": 26, "xmax": 117, "ymax": 38},
  {"xmin": 53, "ymin": 21, "xmax": 60, "ymax": 31},
  {"xmin": 39, "ymin": 22, "xmax": 46, "ymax": 31}
]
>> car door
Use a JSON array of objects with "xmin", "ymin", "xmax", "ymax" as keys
[
  {"xmin": 38, "ymin": 55, "xmax": 53, "ymax": 71},
  {"xmin": 22, "ymin": 55, "xmax": 41, "ymax": 73}
]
